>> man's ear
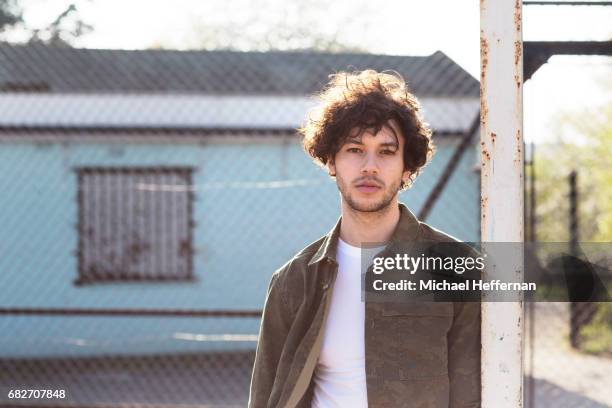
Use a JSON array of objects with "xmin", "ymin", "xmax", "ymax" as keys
[
  {"xmin": 401, "ymin": 169, "xmax": 411, "ymax": 187},
  {"xmin": 327, "ymin": 158, "xmax": 336, "ymax": 177}
]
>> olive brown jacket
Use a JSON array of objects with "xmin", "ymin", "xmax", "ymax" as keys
[{"xmin": 248, "ymin": 203, "xmax": 481, "ymax": 408}]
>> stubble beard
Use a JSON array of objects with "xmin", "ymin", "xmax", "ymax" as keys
[{"xmin": 336, "ymin": 173, "xmax": 401, "ymax": 213}]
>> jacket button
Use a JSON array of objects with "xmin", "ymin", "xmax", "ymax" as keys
[{"xmin": 322, "ymin": 283, "xmax": 329, "ymax": 290}]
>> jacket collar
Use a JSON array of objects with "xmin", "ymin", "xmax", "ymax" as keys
[{"xmin": 308, "ymin": 202, "xmax": 421, "ymax": 266}]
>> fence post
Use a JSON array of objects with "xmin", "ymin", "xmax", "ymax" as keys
[
  {"xmin": 569, "ymin": 169, "xmax": 580, "ymax": 348},
  {"xmin": 567, "ymin": 170, "xmax": 598, "ymax": 348},
  {"xmin": 480, "ymin": 1, "xmax": 525, "ymax": 407}
]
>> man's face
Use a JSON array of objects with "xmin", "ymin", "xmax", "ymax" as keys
[{"xmin": 328, "ymin": 120, "xmax": 411, "ymax": 213}]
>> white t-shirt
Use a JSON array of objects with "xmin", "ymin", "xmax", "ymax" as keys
[{"xmin": 312, "ymin": 238, "xmax": 369, "ymax": 408}]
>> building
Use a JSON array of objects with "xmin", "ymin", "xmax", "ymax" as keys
[{"xmin": 0, "ymin": 43, "xmax": 480, "ymax": 357}]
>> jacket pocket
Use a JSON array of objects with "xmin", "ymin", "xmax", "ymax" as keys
[
  {"xmin": 373, "ymin": 301, "xmax": 453, "ymax": 380},
  {"xmin": 372, "ymin": 377, "xmax": 450, "ymax": 408}
]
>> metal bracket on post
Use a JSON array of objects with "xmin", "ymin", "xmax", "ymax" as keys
[{"xmin": 480, "ymin": 1, "xmax": 525, "ymax": 407}]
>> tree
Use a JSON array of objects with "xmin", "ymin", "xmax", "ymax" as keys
[
  {"xmin": 533, "ymin": 81, "xmax": 612, "ymax": 243},
  {"xmin": 0, "ymin": 0, "xmax": 92, "ymax": 46},
  {"xmin": 152, "ymin": 0, "xmax": 374, "ymax": 52},
  {"xmin": 27, "ymin": 3, "xmax": 93, "ymax": 47},
  {"xmin": 532, "ymin": 75, "xmax": 612, "ymax": 356},
  {"xmin": 0, "ymin": 0, "xmax": 22, "ymax": 33}
]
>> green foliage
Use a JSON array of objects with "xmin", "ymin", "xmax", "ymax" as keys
[
  {"xmin": 532, "ymin": 78, "xmax": 612, "ymax": 357},
  {"xmin": 579, "ymin": 303, "xmax": 612, "ymax": 357},
  {"xmin": 533, "ymin": 101, "xmax": 612, "ymax": 243}
]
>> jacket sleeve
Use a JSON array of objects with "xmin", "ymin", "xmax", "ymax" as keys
[
  {"xmin": 447, "ymin": 300, "xmax": 481, "ymax": 408},
  {"xmin": 248, "ymin": 271, "xmax": 292, "ymax": 408}
]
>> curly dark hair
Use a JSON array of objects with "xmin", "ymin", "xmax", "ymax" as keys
[{"xmin": 299, "ymin": 69, "xmax": 435, "ymax": 189}]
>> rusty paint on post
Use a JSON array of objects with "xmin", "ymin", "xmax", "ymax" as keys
[
  {"xmin": 481, "ymin": 0, "xmax": 525, "ymax": 407},
  {"xmin": 480, "ymin": 36, "xmax": 489, "ymax": 129}
]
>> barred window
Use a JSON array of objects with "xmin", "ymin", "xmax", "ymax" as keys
[{"xmin": 76, "ymin": 167, "xmax": 195, "ymax": 284}]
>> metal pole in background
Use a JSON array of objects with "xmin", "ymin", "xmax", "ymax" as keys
[
  {"xmin": 529, "ymin": 142, "xmax": 536, "ymax": 243},
  {"xmin": 480, "ymin": 1, "xmax": 525, "ymax": 407},
  {"xmin": 568, "ymin": 169, "xmax": 581, "ymax": 349},
  {"xmin": 569, "ymin": 170, "xmax": 579, "ymax": 257}
]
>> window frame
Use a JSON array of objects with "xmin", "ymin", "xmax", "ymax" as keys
[{"xmin": 74, "ymin": 166, "xmax": 196, "ymax": 285}]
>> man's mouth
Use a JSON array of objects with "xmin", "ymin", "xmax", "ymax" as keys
[{"xmin": 355, "ymin": 181, "xmax": 382, "ymax": 193}]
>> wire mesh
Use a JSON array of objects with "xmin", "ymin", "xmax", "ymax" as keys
[
  {"xmin": 524, "ymin": 53, "xmax": 612, "ymax": 408},
  {"xmin": 0, "ymin": 42, "xmax": 480, "ymax": 407}
]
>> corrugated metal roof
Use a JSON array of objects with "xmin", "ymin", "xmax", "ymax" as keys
[{"xmin": 0, "ymin": 43, "xmax": 479, "ymax": 97}]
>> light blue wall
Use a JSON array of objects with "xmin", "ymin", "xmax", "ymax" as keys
[
  {"xmin": 0, "ymin": 136, "xmax": 478, "ymax": 357},
  {"xmin": 402, "ymin": 138, "xmax": 480, "ymax": 242}
]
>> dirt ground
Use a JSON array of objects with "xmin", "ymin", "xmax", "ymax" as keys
[{"xmin": 525, "ymin": 302, "xmax": 612, "ymax": 408}]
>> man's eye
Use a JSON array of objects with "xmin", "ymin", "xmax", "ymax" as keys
[
  {"xmin": 381, "ymin": 149, "xmax": 396, "ymax": 155},
  {"xmin": 347, "ymin": 147, "xmax": 362, "ymax": 153}
]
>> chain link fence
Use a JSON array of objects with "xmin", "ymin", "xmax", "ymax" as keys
[
  {"xmin": 0, "ymin": 3, "xmax": 609, "ymax": 407},
  {"xmin": 0, "ymin": 42, "xmax": 480, "ymax": 407},
  {"xmin": 524, "ymin": 50, "xmax": 612, "ymax": 407}
]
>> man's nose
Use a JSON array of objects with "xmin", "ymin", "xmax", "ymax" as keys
[{"xmin": 361, "ymin": 152, "xmax": 379, "ymax": 174}]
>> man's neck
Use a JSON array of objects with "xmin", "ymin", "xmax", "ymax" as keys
[{"xmin": 339, "ymin": 199, "xmax": 400, "ymax": 247}]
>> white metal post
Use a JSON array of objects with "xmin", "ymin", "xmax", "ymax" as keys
[{"xmin": 480, "ymin": 1, "xmax": 525, "ymax": 407}]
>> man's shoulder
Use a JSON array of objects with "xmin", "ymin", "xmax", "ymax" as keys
[
  {"xmin": 417, "ymin": 221, "xmax": 479, "ymax": 255},
  {"xmin": 271, "ymin": 235, "xmax": 327, "ymax": 280},
  {"xmin": 417, "ymin": 221, "xmax": 463, "ymax": 243},
  {"xmin": 266, "ymin": 236, "xmax": 327, "ymax": 311}
]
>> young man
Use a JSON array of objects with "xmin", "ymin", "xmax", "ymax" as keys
[{"xmin": 249, "ymin": 70, "xmax": 481, "ymax": 408}]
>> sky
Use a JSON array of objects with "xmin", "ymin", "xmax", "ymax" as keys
[{"xmin": 12, "ymin": 0, "xmax": 612, "ymax": 144}]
